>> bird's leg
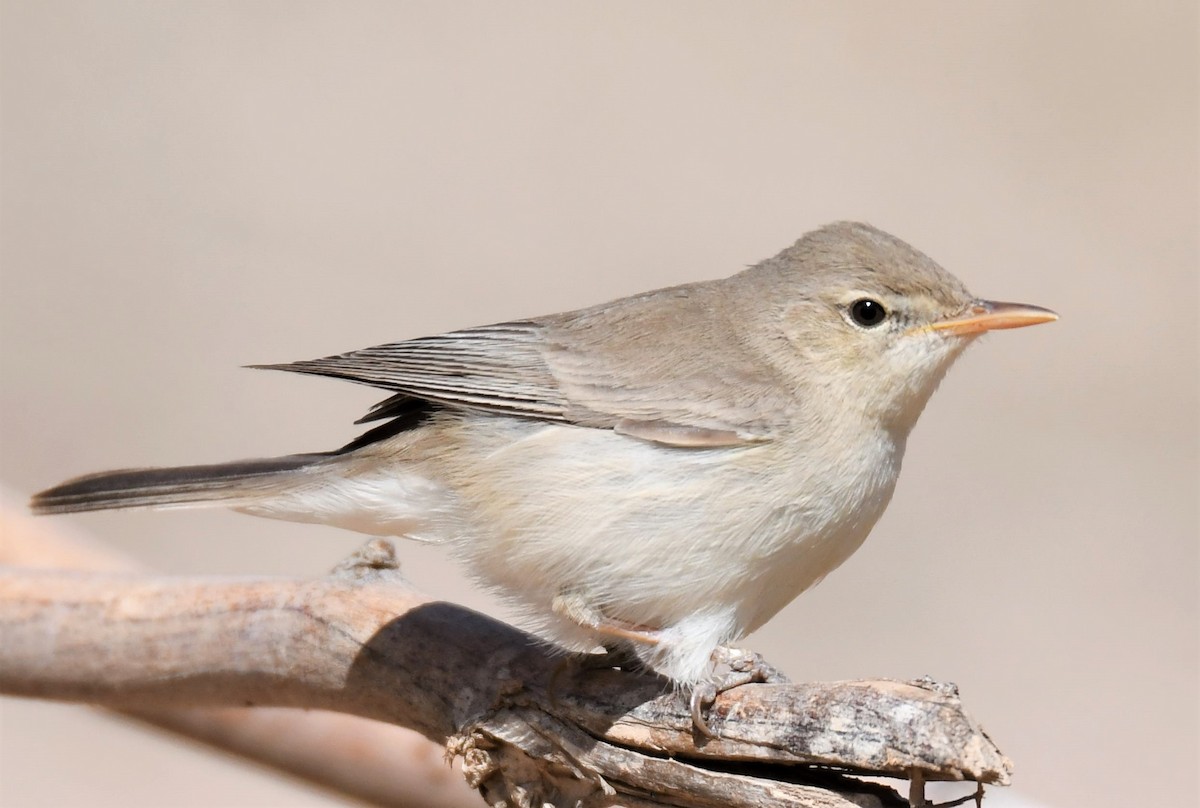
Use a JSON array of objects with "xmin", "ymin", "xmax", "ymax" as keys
[
  {"xmin": 546, "ymin": 592, "xmax": 661, "ymax": 703},
  {"xmin": 690, "ymin": 645, "xmax": 791, "ymax": 737},
  {"xmin": 551, "ymin": 594, "xmax": 788, "ymax": 737},
  {"xmin": 551, "ymin": 590, "xmax": 662, "ymax": 646}
]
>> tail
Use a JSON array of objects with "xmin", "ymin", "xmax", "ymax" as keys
[{"xmin": 30, "ymin": 454, "xmax": 330, "ymax": 515}]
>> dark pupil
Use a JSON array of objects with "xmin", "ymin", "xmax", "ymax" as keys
[{"xmin": 851, "ymin": 299, "xmax": 886, "ymax": 327}]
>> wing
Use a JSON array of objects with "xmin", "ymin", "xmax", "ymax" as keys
[{"xmin": 254, "ymin": 282, "xmax": 785, "ymax": 448}]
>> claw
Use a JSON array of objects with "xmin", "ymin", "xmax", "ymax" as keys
[
  {"xmin": 689, "ymin": 682, "xmax": 718, "ymax": 738},
  {"xmin": 688, "ymin": 646, "xmax": 789, "ymax": 736}
]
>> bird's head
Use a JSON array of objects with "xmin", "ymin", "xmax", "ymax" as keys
[{"xmin": 746, "ymin": 221, "xmax": 1057, "ymax": 436}]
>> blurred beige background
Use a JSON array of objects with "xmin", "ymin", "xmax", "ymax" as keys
[{"xmin": 1, "ymin": 2, "xmax": 1195, "ymax": 807}]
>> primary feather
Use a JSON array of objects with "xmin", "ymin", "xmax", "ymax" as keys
[{"xmin": 252, "ymin": 322, "xmax": 570, "ymax": 421}]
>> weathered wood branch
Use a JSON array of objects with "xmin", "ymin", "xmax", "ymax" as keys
[
  {"xmin": 0, "ymin": 504, "xmax": 478, "ymax": 808},
  {"xmin": 0, "ymin": 506, "xmax": 1010, "ymax": 807}
]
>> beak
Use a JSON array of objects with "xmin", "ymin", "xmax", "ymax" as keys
[{"xmin": 928, "ymin": 300, "xmax": 1059, "ymax": 337}]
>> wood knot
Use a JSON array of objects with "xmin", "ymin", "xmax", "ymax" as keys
[
  {"xmin": 329, "ymin": 539, "xmax": 407, "ymax": 582},
  {"xmin": 908, "ymin": 675, "xmax": 959, "ymax": 699}
]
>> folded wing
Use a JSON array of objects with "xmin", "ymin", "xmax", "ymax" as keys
[{"xmin": 254, "ymin": 283, "xmax": 781, "ymax": 449}]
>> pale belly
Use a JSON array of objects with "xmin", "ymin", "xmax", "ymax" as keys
[
  {"xmin": 244, "ymin": 413, "xmax": 903, "ymax": 683},
  {"xmin": 426, "ymin": 418, "xmax": 902, "ymax": 668}
]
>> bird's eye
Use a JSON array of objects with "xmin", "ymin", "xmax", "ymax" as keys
[{"xmin": 849, "ymin": 299, "xmax": 888, "ymax": 328}]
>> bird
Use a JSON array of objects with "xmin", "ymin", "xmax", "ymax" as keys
[{"xmin": 31, "ymin": 221, "xmax": 1057, "ymax": 730}]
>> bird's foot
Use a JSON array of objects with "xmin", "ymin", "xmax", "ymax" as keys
[
  {"xmin": 690, "ymin": 646, "xmax": 789, "ymax": 738},
  {"xmin": 712, "ymin": 645, "xmax": 791, "ymax": 684},
  {"xmin": 546, "ymin": 643, "xmax": 644, "ymax": 711}
]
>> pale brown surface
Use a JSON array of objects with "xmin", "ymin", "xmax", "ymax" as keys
[{"xmin": 0, "ymin": 3, "xmax": 1196, "ymax": 808}]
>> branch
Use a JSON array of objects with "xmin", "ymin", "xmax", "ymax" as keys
[
  {"xmin": 0, "ymin": 506, "xmax": 1011, "ymax": 807},
  {"xmin": 0, "ymin": 501, "xmax": 480, "ymax": 808}
]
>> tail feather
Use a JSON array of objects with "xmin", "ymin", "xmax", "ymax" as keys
[{"xmin": 30, "ymin": 454, "xmax": 329, "ymax": 515}]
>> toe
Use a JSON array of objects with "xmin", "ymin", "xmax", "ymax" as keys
[{"xmin": 689, "ymin": 683, "xmax": 718, "ymax": 738}]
